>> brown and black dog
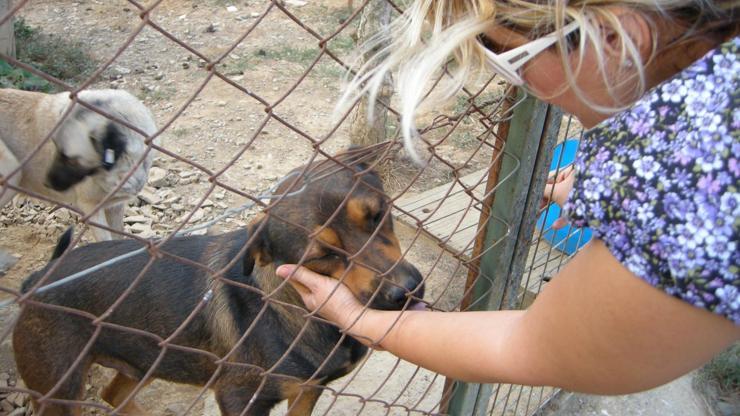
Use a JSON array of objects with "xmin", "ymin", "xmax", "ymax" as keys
[{"xmin": 12, "ymin": 157, "xmax": 425, "ymax": 415}]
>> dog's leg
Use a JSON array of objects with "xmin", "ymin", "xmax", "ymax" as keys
[
  {"xmin": 100, "ymin": 372, "xmax": 150, "ymax": 416},
  {"xmin": 89, "ymin": 209, "xmax": 113, "ymax": 241},
  {"xmin": 104, "ymin": 203, "xmax": 126, "ymax": 239},
  {"xmin": 13, "ymin": 310, "xmax": 93, "ymax": 416},
  {"xmin": 0, "ymin": 139, "xmax": 20, "ymax": 207},
  {"xmin": 79, "ymin": 202, "xmax": 113, "ymax": 241},
  {"xmin": 214, "ymin": 386, "xmax": 281, "ymax": 416},
  {"xmin": 285, "ymin": 386, "xmax": 322, "ymax": 416}
]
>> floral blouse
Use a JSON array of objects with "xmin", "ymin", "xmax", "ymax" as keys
[{"xmin": 564, "ymin": 37, "xmax": 739, "ymax": 324}]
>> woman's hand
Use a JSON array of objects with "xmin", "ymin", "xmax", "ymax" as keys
[
  {"xmin": 542, "ymin": 165, "xmax": 575, "ymax": 230},
  {"xmin": 276, "ymin": 265, "xmax": 367, "ymax": 332}
]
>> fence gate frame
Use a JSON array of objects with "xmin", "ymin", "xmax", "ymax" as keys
[{"xmin": 444, "ymin": 89, "xmax": 563, "ymax": 415}]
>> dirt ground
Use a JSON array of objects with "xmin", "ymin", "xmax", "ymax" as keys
[
  {"xmin": 0, "ymin": 1, "xmax": 499, "ymax": 414},
  {"xmin": 541, "ymin": 374, "xmax": 715, "ymax": 416}
]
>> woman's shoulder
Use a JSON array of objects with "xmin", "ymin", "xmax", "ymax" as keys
[
  {"xmin": 563, "ymin": 36, "xmax": 739, "ymax": 324},
  {"xmin": 600, "ymin": 35, "xmax": 737, "ymax": 143}
]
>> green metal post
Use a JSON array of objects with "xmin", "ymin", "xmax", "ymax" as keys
[{"xmin": 445, "ymin": 90, "xmax": 562, "ymax": 415}]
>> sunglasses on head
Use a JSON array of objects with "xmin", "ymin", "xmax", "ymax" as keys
[{"xmin": 481, "ymin": 21, "xmax": 580, "ymax": 86}]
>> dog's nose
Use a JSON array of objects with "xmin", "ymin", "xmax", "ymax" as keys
[{"xmin": 388, "ymin": 268, "xmax": 425, "ymax": 306}]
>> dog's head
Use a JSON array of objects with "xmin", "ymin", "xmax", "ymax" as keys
[
  {"xmin": 45, "ymin": 90, "xmax": 156, "ymax": 192},
  {"xmin": 244, "ymin": 158, "xmax": 425, "ymax": 311}
]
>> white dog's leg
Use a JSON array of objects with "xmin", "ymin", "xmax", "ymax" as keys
[
  {"xmin": 89, "ymin": 209, "xmax": 114, "ymax": 242},
  {"xmin": 79, "ymin": 201, "xmax": 113, "ymax": 241},
  {"xmin": 105, "ymin": 203, "xmax": 126, "ymax": 239},
  {"xmin": 0, "ymin": 140, "xmax": 20, "ymax": 207}
]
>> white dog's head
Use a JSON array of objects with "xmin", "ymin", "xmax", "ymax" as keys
[{"xmin": 45, "ymin": 90, "xmax": 157, "ymax": 195}]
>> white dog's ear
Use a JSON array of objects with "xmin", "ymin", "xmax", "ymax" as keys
[{"xmin": 98, "ymin": 123, "xmax": 127, "ymax": 170}]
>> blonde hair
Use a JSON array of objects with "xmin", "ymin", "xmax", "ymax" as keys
[{"xmin": 337, "ymin": 1, "xmax": 738, "ymax": 161}]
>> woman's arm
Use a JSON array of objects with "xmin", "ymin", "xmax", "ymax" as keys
[{"xmin": 277, "ymin": 240, "xmax": 740, "ymax": 394}]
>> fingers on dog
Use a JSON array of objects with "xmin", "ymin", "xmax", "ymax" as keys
[{"xmin": 277, "ymin": 264, "xmax": 314, "ymax": 294}]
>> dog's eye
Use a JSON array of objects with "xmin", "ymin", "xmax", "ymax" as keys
[
  {"xmin": 305, "ymin": 253, "xmax": 347, "ymax": 275},
  {"xmin": 307, "ymin": 253, "xmax": 343, "ymax": 265},
  {"xmin": 369, "ymin": 211, "xmax": 384, "ymax": 229},
  {"xmin": 320, "ymin": 253, "xmax": 342, "ymax": 262},
  {"xmin": 306, "ymin": 252, "xmax": 343, "ymax": 263},
  {"xmin": 304, "ymin": 252, "xmax": 345, "ymax": 275}
]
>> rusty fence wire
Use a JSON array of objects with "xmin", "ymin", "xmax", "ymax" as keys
[{"xmin": 0, "ymin": 1, "xmax": 587, "ymax": 415}]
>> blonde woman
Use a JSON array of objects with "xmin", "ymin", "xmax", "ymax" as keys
[{"xmin": 277, "ymin": 1, "xmax": 740, "ymax": 393}]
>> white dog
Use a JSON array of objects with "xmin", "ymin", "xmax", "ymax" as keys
[{"xmin": 0, "ymin": 88, "xmax": 157, "ymax": 241}]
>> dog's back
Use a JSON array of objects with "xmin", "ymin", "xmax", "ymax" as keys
[
  {"xmin": 15, "ymin": 230, "xmax": 261, "ymax": 387},
  {"xmin": 21, "ymin": 230, "xmax": 249, "ymax": 315},
  {"xmin": 0, "ymin": 89, "xmax": 48, "ymax": 150},
  {"xmin": 0, "ymin": 89, "xmax": 54, "ymax": 199}
]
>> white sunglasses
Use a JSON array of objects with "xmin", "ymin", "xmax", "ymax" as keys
[{"xmin": 482, "ymin": 21, "xmax": 580, "ymax": 86}]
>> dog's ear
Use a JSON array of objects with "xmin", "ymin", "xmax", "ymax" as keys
[
  {"xmin": 243, "ymin": 214, "xmax": 272, "ymax": 276},
  {"xmin": 100, "ymin": 122, "xmax": 127, "ymax": 170}
]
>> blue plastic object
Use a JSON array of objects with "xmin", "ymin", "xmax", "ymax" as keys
[{"xmin": 536, "ymin": 139, "xmax": 592, "ymax": 255}]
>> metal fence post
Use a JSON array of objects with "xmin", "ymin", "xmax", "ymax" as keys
[
  {"xmin": 0, "ymin": 0, "xmax": 16, "ymax": 58},
  {"xmin": 446, "ymin": 90, "xmax": 562, "ymax": 415}
]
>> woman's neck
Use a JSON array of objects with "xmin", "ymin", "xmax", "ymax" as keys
[
  {"xmin": 585, "ymin": 34, "xmax": 728, "ymax": 129},
  {"xmin": 646, "ymin": 37, "xmax": 723, "ymax": 91}
]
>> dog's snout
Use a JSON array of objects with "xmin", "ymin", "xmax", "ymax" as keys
[
  {"xmin": 387, "ymin": 266, "xmax": 425, "ymax": 306},
  {"xmin": 46, "ymin": 154, "xmax": 97, "ymax": 192},
  {"xmin": 407, "ymin": 266, "xmax": 425, "ymax": 299}
]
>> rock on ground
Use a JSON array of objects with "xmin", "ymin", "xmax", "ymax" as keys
[{"xmin": 0, "ymin": 249, "xmax": 19, "ymax": 276}]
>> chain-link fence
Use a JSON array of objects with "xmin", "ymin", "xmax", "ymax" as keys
[{"xmin": 0, "ymin": 1, "xmax": 587, "ymax": 415}]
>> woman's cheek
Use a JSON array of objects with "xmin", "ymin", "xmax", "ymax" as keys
[{"xmin": 521, "ymin": 56, "xmax": 570, "ymax": 99}]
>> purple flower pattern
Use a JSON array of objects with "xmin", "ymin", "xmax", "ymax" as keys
[{"xmin": 563, "ymin": 37, "xmax": 739, "ymax": 324}]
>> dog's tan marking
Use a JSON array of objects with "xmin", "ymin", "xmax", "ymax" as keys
[
  {"xmin": 315, "ymin": 227, "xmax": 342, "ymax": 249},
  {"xmin": 255, "ymin": 263, "xmax": 304, "ymax": 310},
  {"xmin": 248, "ymin": 214, "xmax": 272, "ymax": 266},
  {"xmin": 303, "ymin": 227, "xmax": 342, "ymax": 261},
  {"xmin": 253, "ymin": 264, "xmax": 325, "ymax": 346},
  {"xmin": 207, "ymin": 288, "xmax": 241, "ymax": 355},
  {"xmin": 342, "ymin": 264, "xmax": 376, "ymax": 299},
  {"xmin": 378, "ymin": 234, "xmax": 402, "ymax": 260},
  {"xmin": 346, "ymin": 198, "xmax": 367, "ymax": 226},
  {"xmin": 281, "ymin": 379, "xmax": 323, "ymax": 416},
  {"xmin": 203, "ymin": 239, "xmax": 241, "ymax": 354},
  {"xmin": 101, "ymin": 372, "xmax": 150, "ymax": 415}
]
